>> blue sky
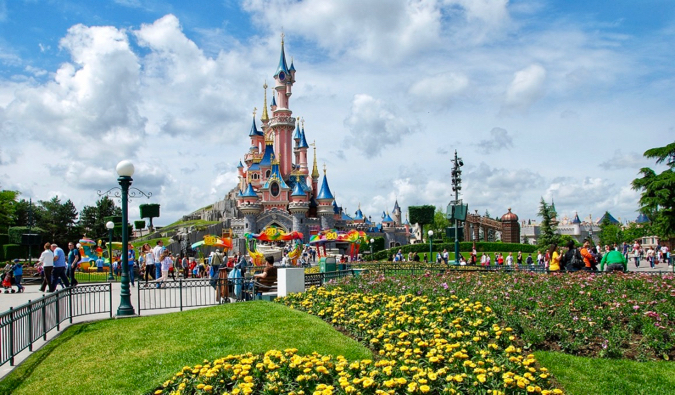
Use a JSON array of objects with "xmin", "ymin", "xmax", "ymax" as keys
[{"xmin": 0, "ymin": 0, "xmax": 673, "ymax": 228}]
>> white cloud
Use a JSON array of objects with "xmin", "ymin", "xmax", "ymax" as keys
[
  {"xmin": 408, "ymin": 72, "xmax": 469, "ymax": 107},
  {"xmin": 343, "ymin": 94, "xmax": 416, "ymax": 156},
  {"xmin": 475, "ymin": 127, "xmax": 513, "ymax": 153},
  {"xmin": 243, "ymin": 0, "xmax": 511, "ymax": 63},
  {"xmin": 599, "ymin": 149, "xmax": 651, "ymax": 170},
  {"xmin": 502, "ymin": 63, "xmax": 546, "ymax": 113}
]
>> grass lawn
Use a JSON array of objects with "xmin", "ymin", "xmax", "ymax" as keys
[
  {"xmin": 0, "ymin": 301, "xmax": 372, "ymax": 395},
  {"xmin": 535, "ymin": 351, "xmax": 675, "ymax": 395}
]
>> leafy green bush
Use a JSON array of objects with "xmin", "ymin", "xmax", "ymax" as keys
[{"xmin": 2, "ymin": 244, "xmax": 27, "ymax": 260}]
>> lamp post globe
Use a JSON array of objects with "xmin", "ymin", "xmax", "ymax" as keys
[
  {"xmin": 116, "ymin": 160, "xmax": 134, "ymax": 177},
  {"xmin": 370, "ymin": 238, "xmax": 375, "ymax": 261},
  {"xmin": 116, "ymin": 160, "xmax": 135, "ymax": 316},
  {"xmin": 106, "ymin": 221, "xmax": 115, "ymax": 281}
]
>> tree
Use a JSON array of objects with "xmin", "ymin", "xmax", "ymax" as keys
[
  {"xmin": 432, "ymin": 207, "xmax": 450, "ymax": 238},
  {"xmin": 537, "ymin": 198, "xmax": 560, "ymax": 249},
  {"xmin": 632, "ymin": 141, "xmax": 675, "ymax": 238},
  {"xmin": 80, "ymin": 196, "xmax": 122, "ymax": 239},
  {"xmin": 0, "ymin": 190, "xmax": 20, "ymax": 232},
  {"xmin": 409, "ymin": 205, "xmax": 435, "ymax": 241},
  {"xmin": 621, "ymin": 221, "xmax": 651, "ymax": 244},
  {"xmin": 598, "ymin": 212, "xmax": 623, "ymax": 246},
  {"xmin": 35, "ymin": 196, "xmax": 80, "ymax": 246}
]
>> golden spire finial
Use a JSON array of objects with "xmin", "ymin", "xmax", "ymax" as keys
[
  {"xmin": 323, "ymin": 163, "xmax": 326, "ymax": 174},
  {"xmin": 301, "ymin": 117, "xmax": 305, "ymax": 129},
  {"xmin": 281, "ymin": 31, "xmax": 285, "ymax": 45},
  {"xmin": 311, "ymin": 141, "xmax": 319, "ymax": 179},
  {"xmin": 261, "ymin": 83, "xmax": 269, "ymax": 123},
  {"xmin": 252, "ymin": 107, "xmax": 257, "ymax": 118}
]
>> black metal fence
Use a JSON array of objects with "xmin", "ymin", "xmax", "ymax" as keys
[{"xmin": 0, "ymin": 284, "xmax": 112, "ymax": 366}]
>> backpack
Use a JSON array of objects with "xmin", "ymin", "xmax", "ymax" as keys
[{"xmin": 569, "ymin": 249, "xmax": 584, "ymax": 269}]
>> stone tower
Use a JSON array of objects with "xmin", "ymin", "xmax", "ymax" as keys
[{"xmin": 500, "ymin": 208, "xmax": 520, "ymax": 243}]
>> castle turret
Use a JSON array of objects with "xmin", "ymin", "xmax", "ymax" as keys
[
  {"xmin": 289, "ymin": 181, "xmax": 310, "ymax": 242},
  {"xmin": 271, "ymin": 34, "xmax": 295, "ymax": 178},
  {"xmin": 317, "ymin": 166, "xmax": 335, "ymax": 230},
  {"xmin": 238, "ymin": 183, "xmax": 262, "ymax": 233},
  {"xmin": 392, "ymin": 199, "xmax": 402, "ymax": 226}
]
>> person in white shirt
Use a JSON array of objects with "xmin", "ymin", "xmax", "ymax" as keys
[
  {"xmin": 505, "ymin": 252, "xmax": 514, "ymax": 266},
  {"xmin": 38, "ymin": 242, "xmax": 54, "ymax": 292},
  {"xmin": 152, "ymin": 240, "xmax": 164, "ymax": 281}
]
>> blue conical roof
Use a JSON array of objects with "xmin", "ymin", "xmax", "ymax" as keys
[
  {"xmin": 293, "ymin": 121, "xmax": 302, "ymax": 141},
  {"xmin": 571, "ymin": 213, "xmax": 581, "ymax": 224},
  {"xmin": 242, "ymin": 183, "xmax": 258, "ymax": 198},
  {"xmin": 299, "ymin": 129, "xmax": 309, "ymax": 148},
  {"xmin": 237, "ymin": 160, "xmax": 243, "ymax": 168},
  {"xmin": 317, "ymin": 173, "xmax": 334, "ymax": 200},
  {"xmin": 259, "ymin": 143, "xmax": 275, "ymax": 167},
  {"xmin": 291, "ymin": 181, "xmax": 305, "ymax": 197},
  {"xmin": 636, "ymin": 213, "xmax": 650, "ymax": 224},
  {"xmin": 274, "ymin": 40, "xmax": 290, "ymax": 78},
  {"xmin": 383, "ymin": 212, "xmax": 394, "ymax": 223},
  {"xmin": 393, "ymin": 200, "xmax": 401, "ymax": 212},
  {"xmin": 289, "ymin": 60, "xmax": 296, "ymax": 72},
  {"xmin": 271, "ymin": 94, "xmax": 276, "ymax": 107},
  {"xmin": 249, "ymin": 116, "xmax": 263, "ymax": 137},
  {"xmin": 354, "ymin": 206, "xmax": 364, "ymax": 220},
  {"xmin": 598, "ymin": 212, "xmax": 619, "ymax": 224}
]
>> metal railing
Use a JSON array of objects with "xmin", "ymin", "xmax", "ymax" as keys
[{"xmin": 0, "ymin": 284, "xmax": 112, "ymax": 366}]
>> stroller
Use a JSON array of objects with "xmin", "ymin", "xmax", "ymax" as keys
[{"xmin": 2, "ymin": 271, "xmax": 17, "ymax": 293}]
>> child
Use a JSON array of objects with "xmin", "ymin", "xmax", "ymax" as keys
[
  {"xmin": 11, "ymin": 259, "xmax": 24, "ymax": 293},
  {"xmin": 2, "ymin": 270, "xmax": 15, "ymax": 293}
]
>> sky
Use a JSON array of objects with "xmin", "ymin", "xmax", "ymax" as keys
[{"xmin": 0, "ymin": 0, "xmax": 673, "ymax": 228}]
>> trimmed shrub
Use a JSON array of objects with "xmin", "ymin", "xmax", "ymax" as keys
[{"xmin": 2, "ymin": 244, "xmax": 27, "ymax": 261}]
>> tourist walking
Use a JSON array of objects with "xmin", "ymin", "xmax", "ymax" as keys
[
  {"xmin": 128, "ymin": 243, "xmax": 136, "ymax": 286},
  {"xmin": 143, "ymin": 243, "xmax": 155, "ymax": 284},
  {"xmin": 155, "ymin": 250, "xmax": 173, "ymax": 287},
  {"xmin": 38, "ymin": 242, "xmax": 54, "ymax": 292},
  {"xmin": 647, "ymin": 247, "xmax": 656, "ymax": 269},
  {"xmin": 11, "ymin": 259, "xmax": 24, "ymax": 293},
  {"xmin": 51, "ymin": 243, "xmax": 70, "ymax": 289},
  {"xmin": 153, "ymin": 241, "xmax": 164, "ymax": 280},
  {"xmin": 67, "ymin": 242, "xmax": 81, "ymax": 287},
  {"xmin": 580, "ymin": 241, "xmax": 596, "ymax": 271},
  {"xmin": 633, "ymin": 241, "xmax": 641, "ymax": 267}
]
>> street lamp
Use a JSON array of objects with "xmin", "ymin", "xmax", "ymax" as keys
[
  {"xmin": 97, "ymin": 159, "xmax": 151, "ymax": 317},
  {"xmin": 116, "ymin": 160, "xmax": 135, "ymax": 316},
  {"xmin": 106, "ymin": 221, "xmax": 115, "ymax": 281},
  {"xmin": 370, "ymin": 238, "xmax": 374, "ymax": 261},
  {"xmin": 428, "ymin": 230, "xmax": 434, "ymax": 261}
]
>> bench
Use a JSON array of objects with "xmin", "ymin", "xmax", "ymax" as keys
[{"xmin": 252, "ymin": 276, "xmax": 278, "ymax": 300}]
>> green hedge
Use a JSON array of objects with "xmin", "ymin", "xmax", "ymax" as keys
[
  {"xmin": 374, "ymin": 241, "xmax": 537, "ymax": 260},
  {"xmin": 7, "ymin": 227, "xmax": 44, "ymax": 244},
  {"xmin": 2, "ymin": 244, "xmax": 27, "ymax": 261},
  {"xmin": 0, "ymin": 234, "xmax": 6, "ymax": 261}
]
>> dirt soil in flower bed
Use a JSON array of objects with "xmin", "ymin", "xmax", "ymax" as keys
[{"xmin": 329, "ymin": 270, "xmax": 675, "ymax": 361}]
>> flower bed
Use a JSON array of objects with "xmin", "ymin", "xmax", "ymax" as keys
[
  {"xmin": 333, "ymin": 271, "xmax": 675, "ymax": 360},
  {"xmin": 155, "ymin": 287, "xmax": 564, "ymax": 394}
]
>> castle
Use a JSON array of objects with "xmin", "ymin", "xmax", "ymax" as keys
[{"xmin": 205, "ymin": 37, "xmax": 413, "ymax": 249}]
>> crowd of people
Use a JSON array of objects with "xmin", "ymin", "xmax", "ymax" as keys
[{"xmin": 385, "ymin": 240, "xmax": 671, "ymax": 273}]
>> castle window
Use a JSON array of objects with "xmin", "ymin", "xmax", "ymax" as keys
[
  {"xmin": 271, "ymin": 182, "xmax": 280, "ymax": 197},
  {"xmin": 265, "ymin": 170, "xmax": 271, "ymax": 178}
]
